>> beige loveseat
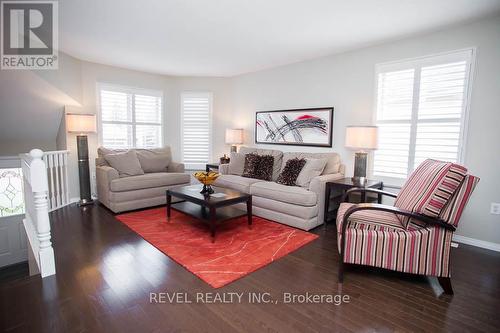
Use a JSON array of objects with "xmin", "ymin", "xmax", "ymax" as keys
[
  {"xmin": 214, "ymin": 147, "xmax": 345, "ymax": 230},
  {"xmin": 96, "ymin": 146, "xmax": 191, "ymax": 213}
]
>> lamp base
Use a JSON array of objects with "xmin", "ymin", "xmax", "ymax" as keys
[
  {"xmin": 351, "ymin": 176, "xmax": 367, "ymax": 187},
  {"xmin": 230, "ymin": 145, "xmax": 237, "ymax": 153},
  {"xmin": 78, "ymin": 198, "xmax": 94, "ymax": 207},
  {"xmin": 352, "ymin": 151, "xmax": 368, "ymax": 187}
]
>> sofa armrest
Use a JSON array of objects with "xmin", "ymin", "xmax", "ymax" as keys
[
  {"xmin": 167, "ymin": 162, "xmax": 185, "ymax": 173},
  {"xmin": 96, "ymin": 165, "xmax": 119, "ymax": 187},
  {"xmin": 96, "ymin": 166, "xmax": 119, "ymax": 206},
  {"xmin": 219, "ymin": 163, "xmax": 229, "ymax": 175},
  {"xmin": 309, "ymin": 173, "xmax": 345, "ymax": 224}
]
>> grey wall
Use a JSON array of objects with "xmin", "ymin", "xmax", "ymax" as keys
[{"xmin": 229, "ymin": 16, "xmax": 500, "ymax": 244}]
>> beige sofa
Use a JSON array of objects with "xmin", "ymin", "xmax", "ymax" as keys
[
  {"xmin": 214, "ymin": 147, "xmax": 345, "ymax": 230},
  {"xmin": 96, "ymin": 146, "xmax": 191, "ymax": 213}
]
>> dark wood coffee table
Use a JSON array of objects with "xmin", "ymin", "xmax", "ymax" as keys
[{"xmin": 166, "ymin": 185, "xmax": 252, "ymax": 242}]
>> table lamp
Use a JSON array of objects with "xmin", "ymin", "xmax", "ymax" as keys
[
  {"xmin": 345, "ymin": 126, "xmax": 378, "ymax": 185},
  {"xmin": 66, "ymin": 113, "xmax": 97, "ymax": 206},
  {"xmin": 225, "ymin": 129, "xmax": 243, "ymax": 153}
]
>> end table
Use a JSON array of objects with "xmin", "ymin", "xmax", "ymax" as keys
[{"xmin": 324, "ymin": 178, "xmax": 384, "ymax": 224}]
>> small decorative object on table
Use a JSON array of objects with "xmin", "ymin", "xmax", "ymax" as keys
[
  {"xmin": 193, "ymin": 171, "xmax": 220, "ymax": 195},
  {"xmin": 220, "ymin": 154, "xmax": 230, "ymax": 164}
]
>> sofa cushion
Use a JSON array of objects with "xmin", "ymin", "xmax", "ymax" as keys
[
  {"xmin": 214, "ymin": 174, "xmax": 262, "ymax": 193},
  {"xmin": 296, "ymin": 158, "xmax": 328, "ymax": 188},
  {"xmin": 97, "ymin": 146, "xmax": 172, "ymax": 168},
  {"xmin": 282, "ymin": 152, "xmax": 340, "ymax": 175},
  {"xmin": 239, "ymin": 147, "xmax": 283, "ymax": 180},
  {"xmin": 276, "ymin": 158, "xmax": 306, "ymax": 186},
  {"xmin": 250, "ymin": 181, "xmax": 317, "ymax": 206},
  {"xmin": 394, "ymin": 159, "xmax": 468, "ymax": 228},
  {"xmin": 252, "ymin": 196, "xmax": 318, "ymax": 220},
  {"xmin": 104, "ymin": 150, "xmax": 144, "ymax": 177},
  {"xmin": 242, "ymin": 153, "xmax": 274, "ymax": 181},
  {"xmin": 136, "ymin": 148, "xmax": 172, "ymax": 173},
  {"xmin": 228, "ymin": 152, "xmax": 245, "ymax": 175},
  {"xmin": 110, "ymin": 172, "xmax": 190, "ymax": 192}
]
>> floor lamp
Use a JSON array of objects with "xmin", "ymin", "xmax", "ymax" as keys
[
  {"xmin": 66, "ymin": 113, "xmax": 97, "ymax": 206},
  {"xmin": 345, "ymin": 126, "xmax": 378, "ymax": 185}
]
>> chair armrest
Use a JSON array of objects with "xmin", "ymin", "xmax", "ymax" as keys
[
  {"xmin": 96, "ymin": 165, "xmax": 119, "ymax": 187},
  {"xmin": 342, "ymin": 187, "xmax": 397, "ymax": 202},
  {"xmin": 219, "ymin": 164, "xmax": 229, "ymax": 175},
  {"xmin": 309, "ymin": 173, "xmax": 345, "ymax": 223},
  {"xmin": 167, "ymin": 162, "xmax": 185, "ymax": 173},
  {"xmin": 339, "ymin": 203, "xmax": 455, "ymax": 261}
]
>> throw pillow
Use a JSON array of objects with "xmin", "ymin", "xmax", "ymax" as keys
[
  {"xmin": 242, "ymin": 154, "xmax": 274, "ymax": 181},
  {"xmin": 228, "ymin": 152, "xmax": 245, "ymax": 175},
  {"xmin": 104, "ymin": 150, "xmax": 145, "ymax": 178},
  {"xmin": 394, "ymin": 159, "xmax": 467, "ymax": 229},
  {"xmin": 136, "ymin": 149, "xmax": 171, "ymax": 173},
  {"xmin": 296, "ymin": 158, "xmax": 328, "ymax": 188},
  {"xmin": 276, "ymin": 158, "xmax": 307, "ymax": 186}
]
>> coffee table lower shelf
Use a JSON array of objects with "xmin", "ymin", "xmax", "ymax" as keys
[{"xmin": 170, "ymin": 201, "xmax": 248, "ymax": 223}]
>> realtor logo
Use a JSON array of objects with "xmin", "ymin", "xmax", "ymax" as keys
[{"xmin": 1, "ymin": 0, "xmax": 58, "ymax": 69}]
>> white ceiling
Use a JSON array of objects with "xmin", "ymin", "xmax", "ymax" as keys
[{"xmin": 60, "ymin": 0, "xmax": 500, "ymax": 77}]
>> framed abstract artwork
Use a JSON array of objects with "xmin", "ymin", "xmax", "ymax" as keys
[{"xmin": 255, "ymin": 107, "xmax": 334, "ymax": 147}]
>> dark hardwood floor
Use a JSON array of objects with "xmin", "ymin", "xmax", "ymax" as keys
[{"xmin": 1, "ymin": 203, "xmax": 499, "ymax": 333}]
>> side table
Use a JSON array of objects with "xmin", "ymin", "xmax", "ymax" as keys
[{"xmin": 324, "ymin": 178, "xmax": 384, "ymax": 224}]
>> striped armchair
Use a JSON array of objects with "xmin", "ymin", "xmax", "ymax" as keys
[{"xmin": 337, "ymin": 159, "xmax": 479, "ymax": 294}]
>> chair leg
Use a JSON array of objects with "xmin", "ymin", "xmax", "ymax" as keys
[
  {"xmin": 338, "ymin": 261, "xmax": 344, "ymax": 283},
  {"xmin": 438, "ymin": 277, "xmax": 454, "ymax": 295}
]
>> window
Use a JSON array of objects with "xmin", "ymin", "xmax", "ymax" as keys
[
  {"xmin": 181, "ymin": 92, "xmax": 212, "ymax": 170},
  {"xmin": 0, "ymin": 167, "xmax": 24, "ymax": 217},
  {"xmin": 98, "ymin": 84, "xmax": 163, "ymax": 149},
  {"xmin": 374, "ymin": 49, "xmax": 474, "ymax": 180}
]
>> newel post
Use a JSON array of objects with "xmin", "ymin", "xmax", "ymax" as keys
[{"xmin": 29, "ymin": 149, "xmax": 55, "ymax": 277}]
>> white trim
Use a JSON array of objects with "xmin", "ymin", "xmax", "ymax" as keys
[{"xmin": 453, "ymin": 235, "xmax": 500, "ymax": 253}]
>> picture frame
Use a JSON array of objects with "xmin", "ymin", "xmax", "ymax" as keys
[{"xmin": 255, "ymin": 107, "xmax": 334, "ymax": 147}]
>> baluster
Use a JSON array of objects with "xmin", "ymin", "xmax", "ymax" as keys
[
  {"xmin": 54, "ymin": 153, "xmax": 60, "ymax": 208},
  {"xmin": 64, "ymin": 153, "xmax": 69, "ymax": 206},
  {"xmin": 47, "ymin": 154, "xmax": 55, "ymax": 210}
]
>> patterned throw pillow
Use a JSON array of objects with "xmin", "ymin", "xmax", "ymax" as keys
[
  {"xmin": 394, "ymin": 159, "xmax": 468, "ymax": 228},
  {"xmin": 242, "ymin": 154, "xmax": 274, "ymax": 181},
  {"xmin": 276, "ymin": 158, "xmax": 307, "ymax": 186}
]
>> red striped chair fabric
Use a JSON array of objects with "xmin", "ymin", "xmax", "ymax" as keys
[
  {"xmin": 394, "ymin": 159, "xmax": 468, "ymax": 229},
  {"xmin": 337, "ymin": 203, "xmax": 454, "ymax": 277}
]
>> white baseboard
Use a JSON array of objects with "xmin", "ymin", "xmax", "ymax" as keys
[
  {"xmin": 453, "ymin": 235, "xmax": 500, "ymax": 252},
  {"xmin": 70, "ymin": 197, "xmax": 80, "ymax": 204}
]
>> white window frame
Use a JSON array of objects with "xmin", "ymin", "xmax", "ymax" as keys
[
  {"xmin": 180, "ymin": 91, "xmax": 213, "ymax": 170},
  {"xmin": 97, "ymin": 83, "xmax": 164, "ymax": 148},
  {"xmin": 372, "ymin": 48, "xmax": 476, "ymax": 185}
]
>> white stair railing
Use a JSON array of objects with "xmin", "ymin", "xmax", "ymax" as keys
[
  {"xmin": 20, "ymin": 149, "xmax": 56, "ymax": 278},
  {"xmin": 42, "ymin": 150, "xmax": 70, "ymax": 212}
]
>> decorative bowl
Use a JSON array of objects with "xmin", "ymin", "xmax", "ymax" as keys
[{"xmin": 193, "ymin": 171, "xmax": 220, "ymax": 194}]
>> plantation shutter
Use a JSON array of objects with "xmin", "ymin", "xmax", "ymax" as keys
[
  {"xmin": 374, "ymin": 49, "xmax": 473, "ymax": 182},
  {"xmin": 99, "ymin": 85, "xmax": 163, "ymax": 149},
  {"xmin": 134, "ymin": 94, "xmax": 162, "ymax": 148},
  {"xmin": 181, "ymin": 92, "xmax": 212, "ymax": 170}
]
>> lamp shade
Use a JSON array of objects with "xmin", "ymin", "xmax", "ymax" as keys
[
  {"xmin": 66, "ymin": 113, "xmax": 97, "ymax": 133},
  {"xmin": 345, "ymin": 126, "xmax": 378, "ymax": 150},
  {"xmin": 225, "ymin": 129, "xmax": 243, "ymax": 144}
]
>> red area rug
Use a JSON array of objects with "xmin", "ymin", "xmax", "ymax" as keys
[{"xmin": 116, "ymin": 207, "xmax": 318, "ymax": 288}]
